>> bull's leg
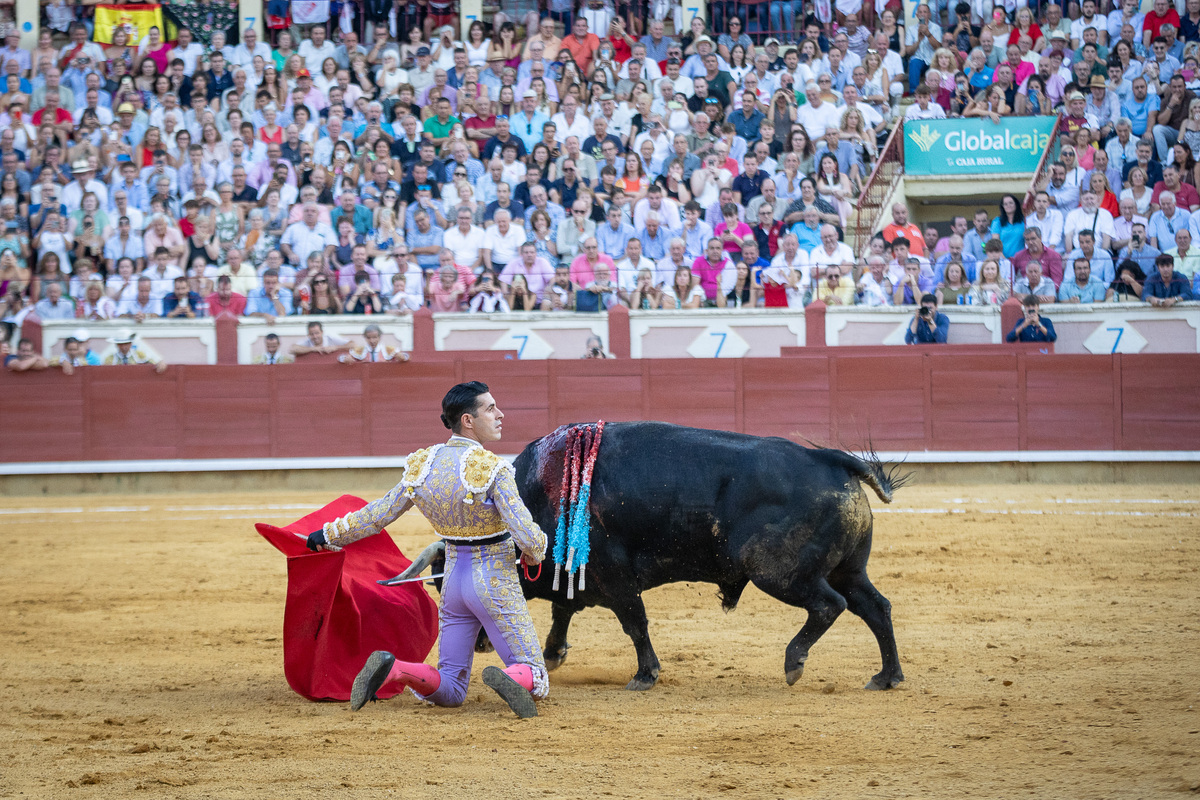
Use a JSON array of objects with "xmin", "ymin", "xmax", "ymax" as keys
[
  {"xmin": 611, "ymin": 595, "xmax": 660, "ymax": 691},
  {"xmin": 543, "ymin": 602, "xmax": 575, "ymax": 671},
  {"xmin": 752, "ymin": 574, "xmax": 847, "ymax": 686},
  {"xmin": 474, "ymin": 628, "xmax": 495, "ymax": 654},
  {"xmin": 829, "ymin": 570, "xmax": 904, "ymax": 691}
]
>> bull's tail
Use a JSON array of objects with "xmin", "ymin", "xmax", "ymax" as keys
[{"xmin": 823, "ymin": 449, "xmax": 911, "ymax": 504}]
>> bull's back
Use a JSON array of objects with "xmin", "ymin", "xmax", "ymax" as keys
[{"xmin": 515, "ymin": 422, "xmax": 867, "ymax": 557}]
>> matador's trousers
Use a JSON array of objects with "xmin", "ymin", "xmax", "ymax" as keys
[{"xmin": 419, "ymin": 539, "xmax": 549, "ymax": 705}]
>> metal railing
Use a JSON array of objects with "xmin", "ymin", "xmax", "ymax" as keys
[
  {"xmin": 1022, "ymin": 114, "xmax": 1062, "ymax": 214},
  {"xmin": 850, "ymin": 119, "xmax": 905, "ymax": 256}
]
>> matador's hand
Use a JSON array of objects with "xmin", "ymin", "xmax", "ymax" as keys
[{"xmin": 305, "ymin": 530, "xmax": 341, "ymax": 552}]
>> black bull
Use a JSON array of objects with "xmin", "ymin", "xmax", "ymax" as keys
[{"xmin": 469, "ymin": 422, "xmax": 908, "ymax": 691}]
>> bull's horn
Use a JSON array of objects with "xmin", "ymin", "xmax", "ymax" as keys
[{"xmin": 389, "ymin": 540, "xmax": 446, "ymax": 582}]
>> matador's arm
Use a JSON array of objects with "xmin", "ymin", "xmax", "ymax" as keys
[
  {"xmin": 491, "ymin": 465, "xmax": 547, "ymax": 563},
  {"xmin": 322, "ymin": 484, "xmax": 415, "ymax": 548}
]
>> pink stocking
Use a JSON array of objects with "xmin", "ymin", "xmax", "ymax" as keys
[
  {"xmin": 501, "ymin": 664, "xmax": 535, "ymax": 692},
  {"xmin": 384, "ymin": 660, "xmax": 441, "ymax": 696}
]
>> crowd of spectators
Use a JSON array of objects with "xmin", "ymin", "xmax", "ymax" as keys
[{"xmin": 0, "ymin": 0, "xmax": 1198, "ymax": 355}]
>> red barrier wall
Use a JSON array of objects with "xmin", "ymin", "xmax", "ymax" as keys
[{"xmin": 2, "ymin": 351, "xmax": 1198, "ymax": 462}]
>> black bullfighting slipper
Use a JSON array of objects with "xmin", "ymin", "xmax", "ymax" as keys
[
  {"xmin": 482, "ymin": 665, "xmax": 538, "ymax": 719},
  {"xmin": 350, "ymin": 650, "xmax": 395, "ymax": 711}
]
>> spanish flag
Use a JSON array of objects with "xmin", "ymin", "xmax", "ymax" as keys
[{"xmin": 92, "ymin": 4, "xmax": 170, "ymax": 45}]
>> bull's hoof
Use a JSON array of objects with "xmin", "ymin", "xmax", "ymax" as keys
[
  {"xmin": 543, "ymin": 644, "xmax": 569, "ymax": 671},
  {"xmin": 864, "ymin": 671, "xmax": 905, "ymax": 691},
  {"xmin": 625, "ymin": 671, "xmax": 659, "ymax": 691},
  {"xmin": 785, "ymin": 665, "xmax": 804, "ymax": 686}
]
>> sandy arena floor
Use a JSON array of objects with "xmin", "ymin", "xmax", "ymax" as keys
[{"xmin": 0, "ymin": 483, "xmax": 1197, "ymax": 799}]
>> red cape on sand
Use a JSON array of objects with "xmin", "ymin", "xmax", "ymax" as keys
[{"xmin": 256, "ymin": 495, "xmax": 440, "ymax": 702}]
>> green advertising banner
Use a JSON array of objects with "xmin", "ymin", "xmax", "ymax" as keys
[{"xmin": 904, "ymin": 117, "xmax": 1056, "ymax": 176}]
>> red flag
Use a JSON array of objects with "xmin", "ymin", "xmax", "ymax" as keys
[{"xmin": 256, "ymin": 495, "xmax": 440, "ymax": 702}]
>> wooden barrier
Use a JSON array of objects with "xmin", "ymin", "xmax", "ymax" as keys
[{"xmin": 2, "ymin": 350, "xmax": 1198, "ymax": 462}]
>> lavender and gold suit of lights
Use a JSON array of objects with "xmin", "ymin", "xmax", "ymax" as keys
[{"xmin": 323, "ymin": 437, "xmax": 550, "ymax": 704}]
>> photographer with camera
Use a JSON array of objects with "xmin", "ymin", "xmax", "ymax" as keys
[
  {"xmin": 904, "ymin": 293, "xmax": 950, "ymax": 344},
  {"xmin": 1006, "ymin": 296, "xmax": 1058, "ymax": 342},
  {"xmin": 344, "ymin": 270, "xmax": 384, "ymax": 315},
  {"xmin": 582, "ymin": 334, "xmax": 610, "ymax": 359}
]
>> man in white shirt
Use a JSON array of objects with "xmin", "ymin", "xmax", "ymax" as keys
[
  {"xmin": 614, "ymin": 237, "xmax": 656, "ymax": 297},
  {"xmin": 229, "ymin": 27, "xmax": 273, "ymax": 71},
  {"xmin": 443, "ymin": 207, "xmax": 488, "ymax": 273},
  {"xmin": 549, "ymin": 95, "xmax": 592, "ymax": 145},
  {"xmin": 808, "ymin": 225, "xmax": 856, "ymax": 286},
  {"xmin": 633, "ymin": 186, "xmax": 682, "ymax": 231},
  {"xmin": 904, "ymin": 84, "xmax": 947, "ymax": 120},
  {"xmin": 61, "ymin": 160, "xmax": 109, "ymax": 215},
  {"xmin": 1064, "ymin": 189, "xmax": 1116, "ymax": 251},
  {"xmin": 170, "ymin": 27, "xmax": 206, "ymax": 76},
  {"xmin": 299, "ymin": 25, "xmax": 337, "ymax": 75},
  {"xmin": 1070, "ymin": 0, "xmax": 1107, "ymax": 49},
  {"xmin": 662, "ymin": 57, "xmax": 694, "ymax": 98},
  {"xmin": 795, "ymin": 82, "xmax": 843, "ymax": 139},
  {"xmin": 656, "ymin": 237, "xmax": 693, "ymax": 288},
  {"xmin": 481, "ymin": 210, "xmax": 525, "ymax": 273},
  {"xmin": 1025, "ymin": 191, "xmax": 1066, "ymax": 253},
  {"xmin": 280, "ymin": 203, "xmax": 337, "ymax": 266},
  {"xmin": 1111, "ymin": 196, "xmax": 1147, "ymax": 252}
]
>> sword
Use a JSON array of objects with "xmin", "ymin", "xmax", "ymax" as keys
[{"xmin": 378, "ymin": 573, "xmax": 445, "ymax": 586}]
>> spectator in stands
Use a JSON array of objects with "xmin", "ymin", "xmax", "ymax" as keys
[
  {"xmin": 1147, "ymin": 190, "xmax": 1192, "ymax": 250},
  {"xmin": 1143, "ymin": 253, "xmax": 1196, "ymax": 305},
  {"xmin": 1013, "ymin": 227, "xmax": 1063, "ymax": 287},
  {"xmin": 5, "ymin": 338, "xmax": 49, "ymax": 372},
  {"xmin": 1014, "ymin": 261, "xmax": 1058, "ymax": 304},
  {"xmin": 33, "ymin": 281, "xmax": 75, "ymax": 320},
  {"xmin": 1006, "ymin": 296, "xmax": 1058, "ymax": 342},
  {"xmin": 244, "ymin": 268, "xmax": 293, "ymax": 322},
  {"xmin": 206, "ymin": 275, "xmax": 246, "ymax": 318},
  {"xmin": 1066, "ymin": 230, "xmax": 1116, "ymax": 286},
  {"xmin": 816, "ymin": 264, "xmax": 856, "ymax": 305},
  {"xmin": 290, "ymin": 320, "xmax": 351, "ymax": 358},
  {"xmin": 904, "ymin": 293, "xmax": 949, "ymax": 344},
  {"xmin": 162, "ymin": 275, "xmax": 203, "ymax": 318},
  {"xmin": 856, "ymin": 257, "xmax": 893, "ymax": 306},
  {"xmin": 1058, "ymin": 258, "xmax": 1113, "ymax": 303},
  {"xmin": 883, "ymin": 202, "xmax": 926, "ymax": 256}
]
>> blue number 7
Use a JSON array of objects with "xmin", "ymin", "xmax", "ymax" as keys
[
  {"xmin": 710, "ymin": 331, "xmax": 726, "ymax": 358},
  {"xmin": 1106, "ymin": 326, "xmax": 1124, "ymax": 353},
  {"xmin": 513, "ymin": 334, "xmax": 528, "ymax": 359}
]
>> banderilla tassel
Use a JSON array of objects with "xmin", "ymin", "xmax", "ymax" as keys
[{"xmin": 565, "ymin": 546, "xmax": 575, "ymax": 574}]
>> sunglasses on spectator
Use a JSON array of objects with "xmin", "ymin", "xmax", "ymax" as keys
[{"xmin": 313, "ymin": 279, "xmax": 328, "ymax": 285}]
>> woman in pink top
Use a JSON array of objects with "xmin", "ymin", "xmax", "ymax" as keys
[
  {"xmin": 429, "ymin": 263, "xmax": 467, "ymax": 312},
  {"xmin": 690, "ymin": 236, "xmax": 735, "ymax": 304},
  {"xmin": 713, "ymin": 203, "xmax": 752, "ymax": 262}
]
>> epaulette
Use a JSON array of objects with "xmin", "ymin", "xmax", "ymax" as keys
[
  {"xmin": 400, "ymin": 444, "xmax": 443, "ymax": 496},
  {"xmin": 459, "ymin": 446, "xmax": 506, "ymax": 504}
]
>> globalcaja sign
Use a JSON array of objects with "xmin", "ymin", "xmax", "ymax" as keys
[{"xmin": 904, "ymin": 117, "xmax": 1056, "ymax": 175}]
